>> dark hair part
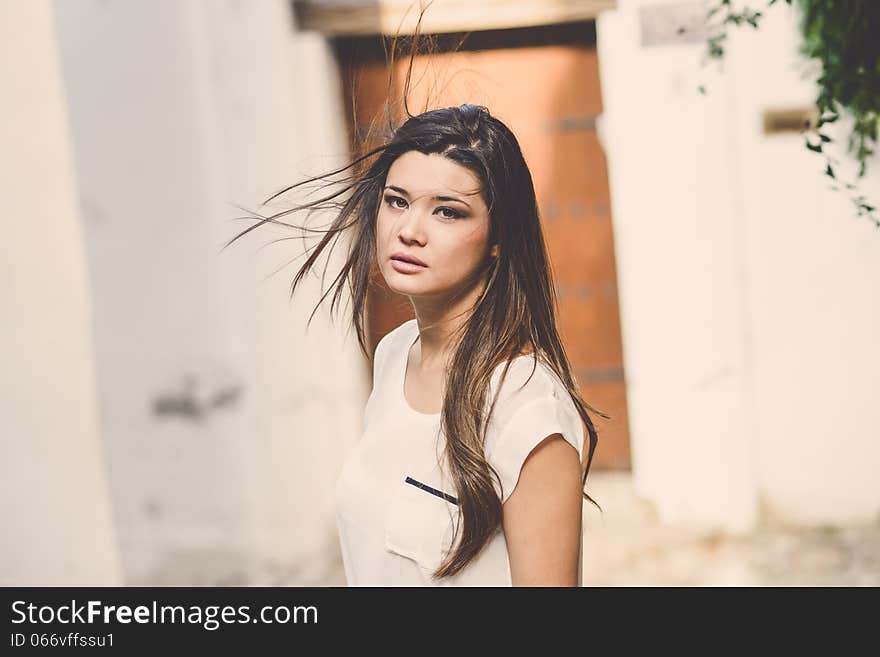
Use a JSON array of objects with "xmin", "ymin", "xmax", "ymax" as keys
[{"xmin": 223, "ymin": 9, "xmax": 607, "ymax": 580}]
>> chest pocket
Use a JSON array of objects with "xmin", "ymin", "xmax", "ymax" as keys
[{"xmin": 384, "ymin": 474, "xmax": 459, "ymax": 577}]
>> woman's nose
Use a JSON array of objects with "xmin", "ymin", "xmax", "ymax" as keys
[{"xmin": 398, "ymin": 204, "xmax": 428, "ymax": 237}]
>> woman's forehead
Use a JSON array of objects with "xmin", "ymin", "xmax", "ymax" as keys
[{"xmin": 387, "ymin": 151, "xmax": 483, "ymax": 200}]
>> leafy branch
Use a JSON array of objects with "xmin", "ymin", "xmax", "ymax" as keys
[{"xmin": 698, "ymin": 0, "xmax": 879, "ymax": 228}]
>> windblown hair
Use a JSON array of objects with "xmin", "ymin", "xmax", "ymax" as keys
[{"xmin": 223, "ymin": 13, "xmax": 607, "ymax": 580}]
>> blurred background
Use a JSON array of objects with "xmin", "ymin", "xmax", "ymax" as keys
[{"xmin": 2, "ymin": 0, "xmax": 878, "ymax": 586}]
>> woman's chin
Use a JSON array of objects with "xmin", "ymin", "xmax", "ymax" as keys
[
  {"xmin": 383, "ymin": 277, "xmax": 445, "ymax": 300},
  {"xmin": 385, "ymin": 279, "xmax": 424, "ymax": 297},
  {"xmin": 384, "ymin": 267, "xmax": 427, "ymax": 289}
]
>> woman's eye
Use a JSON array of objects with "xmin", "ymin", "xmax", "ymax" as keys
[
  {"xmin": 383, "ymin": 195, "xmax": 462, "ymax": 220},
  {"xmin": 437, "ymin": 207, "xmax": 463, "ymax": 220},
  {"xmin": 383, "ymin": 195, "xmax": 407, "ymax": 209}
]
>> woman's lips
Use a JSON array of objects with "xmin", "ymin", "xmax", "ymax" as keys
[{"xmin": 390, "ymin": 257, "xmax": 427, "ymax": 274}]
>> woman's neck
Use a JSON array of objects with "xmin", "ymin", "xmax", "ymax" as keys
[{"xmin": 411, "ymin": 277, "xmax": 486, "ymax": 371}]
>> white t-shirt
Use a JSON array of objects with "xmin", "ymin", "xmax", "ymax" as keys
[{"xmin": 334, "ymin": 318, "xmax": 586, "ymax": 586}]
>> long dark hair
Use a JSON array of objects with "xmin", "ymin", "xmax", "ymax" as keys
[{"xmin": 223, "ymin": 16, "xmax": 607, "ymax": 580}]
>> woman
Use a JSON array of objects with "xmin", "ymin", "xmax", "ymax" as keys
[{"xmin": 227, "ymin": 101, "xmax": 605, "ymax": 586}]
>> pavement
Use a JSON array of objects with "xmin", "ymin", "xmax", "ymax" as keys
[{"xmin": 582, "ymin": 471, "xmax": 880, "ymax": 586}]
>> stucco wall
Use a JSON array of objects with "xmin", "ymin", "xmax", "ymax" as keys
[
  {"xmin": 597, "ymin": 0, "xmax": 880, "ymax": 531},
  {"xmin": 0, "ymin": 0, "xmax": 122, "ymax": 585},
  {"xmin": 50, "ymin": 0, "xmax": 364, "ymax": 584}
]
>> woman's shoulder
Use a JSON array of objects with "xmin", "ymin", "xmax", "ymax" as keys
[
  {"xmin": 372, "ymin": 318, "xmax": 417, "ymax": 370},
  {"xmin": 483, "ymin": 354, "xmax": 580, "ymax": 445},
  {"xmin": 483, "ymin": 353, "xmax": 585, "ymax": 503},
  {"xmin": 380, "ymin": 317, "xmax": 416, "ymax": 343},
  {"xmin": 488, "ymin": 352, "xmax": 566, "ymax": 404}
]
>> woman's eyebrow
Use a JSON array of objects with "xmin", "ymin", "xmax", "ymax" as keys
[{"xmin": 384, "ymin": 185, "xmax": 472, "ymax": 208}]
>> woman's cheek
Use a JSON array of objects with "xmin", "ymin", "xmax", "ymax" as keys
[{"xmin": 375, "ymin": 214, "xmax": 393, "ymax": 252}]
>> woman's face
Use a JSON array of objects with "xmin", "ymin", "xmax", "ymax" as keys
[{"xmin": 376, "ymin": 151, "xmax": 497, "ymax": 300}]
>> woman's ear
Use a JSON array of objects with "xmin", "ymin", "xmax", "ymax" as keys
[{"xmin": 489, "ymin": 243, "xmax": 500, "ymax": 258}]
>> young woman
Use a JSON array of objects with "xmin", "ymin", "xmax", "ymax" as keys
[{"xmin": 227, "ymin": 100, "xmax": 606, "ymax": 586}]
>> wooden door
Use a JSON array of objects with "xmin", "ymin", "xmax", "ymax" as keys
[{"xmin": 333, "ymin": 22, "xmax": 630, "ymax": 469}]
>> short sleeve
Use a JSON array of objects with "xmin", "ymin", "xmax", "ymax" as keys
[{"xmin": 483, "ymin": 358, "xmax": 585, "ymax": 505}]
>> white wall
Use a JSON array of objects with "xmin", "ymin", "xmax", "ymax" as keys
[
  {"xmin": 730, "ymin": 7, "xmax": 880, "ymax": 526},
  {"xmin": 597, "ymin": 0, "xmax": 880, "ymax": 531},
  {"xmin": 0, "ymin": 0, "xmax": 122, "ymax": 585},
  {"xmin": 50, "ymin": 0, "xmax": 364, "ymax": 584}
]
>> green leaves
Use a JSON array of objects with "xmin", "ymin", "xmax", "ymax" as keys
[
  {"xmin": 798, "ymin": 1, "xmax": 879, "ymax": 189},
  {"xmin": 699, "ymin": 0, "xmax": 879, "ymax": 228},
  {"xmin": 816, "ymin": 112, "xmax": 839, "ymax": 128},
  {"xmin": 721, "ymin": 8, "xmax": 763, "ymax": 28}
]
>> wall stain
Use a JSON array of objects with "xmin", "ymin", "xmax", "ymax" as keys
[{"xmin": 152, "ymin": 372, "xmax": 243, "ymax": 422}]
